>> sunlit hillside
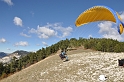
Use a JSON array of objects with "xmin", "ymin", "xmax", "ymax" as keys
[{"xmin": 1, "ymin": 48, "xmax": 124, "ymax": 82}]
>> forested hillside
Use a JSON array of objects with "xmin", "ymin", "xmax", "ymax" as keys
[{"xmin": 0, "ymin": 37, "xmax": 124, "ymax": 79}]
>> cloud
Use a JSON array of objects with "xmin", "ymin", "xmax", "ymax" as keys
[
  {"xmin": 20, "ymin": 32, "xmax": 31, "ymax": 37},
  {"xmin": 0, "ymin": 38, "xmax": 6, "ymax": 43},
  {"xmin": 14, "ymin": 41, "xmax": 29, "ymax": 47},
  {"xmin": 36, "ymin": 44, "xmax": 41, "ymax": 46},
  {"xmin": 37, "ymin": 25, "xmax": 57, "ymax": 38},
  {"xmin": 29, "ymin": 28, "xmax": 36, "ymax": 33},
  {"xmin": 29, "ymin": 25, "xmax": 57, "ymax": 39},
  {"xmin": 29, "ymin": 23, "xmax": 73, "ymax": 39},
  {"xmin": 13, "ymin": 17, "xmax": 23, "ymax": 27},
  {"xmin": 38, "ymin": 33, "xmax": 49, "ymax": 39},
  {"xmin": 97, "ymin": 12, "xmax": 124, "ymax": 41},
  {"xmin": 57, "ymin": 26, "xmax": 73, "ymax": 38},
  {"xmin": 53, "ymin": 24, "xmax": 73, "ymax": 38},
  {"xmin": 98, "ymin": 21, "xmax": 123, "ymax": 41},
  {"xmin": 2, "ymin": 0, "xmax": 13, "ymax": 6},
  {"xmin": 120, "ymin": 12, "xmax": 124, "ymax": 22},
  {"xmin": 42, "ymin": 41, "xmax": 48, "ymax": 46},
  {"xmin": 7, "ymin": 48, "xmax": 11, "ymax": 50}
]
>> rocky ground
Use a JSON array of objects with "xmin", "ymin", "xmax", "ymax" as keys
[{"xmin": 1, "ymin": 48, "xmax": 124, "ymax": 82}]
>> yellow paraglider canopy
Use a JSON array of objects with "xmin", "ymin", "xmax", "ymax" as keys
[{"xmin": 75, "ymin": 6, "xmax": 117, "ymax": 27}]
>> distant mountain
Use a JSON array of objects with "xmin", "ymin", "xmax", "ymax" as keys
[
  {"xmin": 0, "ymin": 50, "xmax": 30, "ymax": 63},
  {"xmin": 0, "ymin": 52, "xmax": 7, "ymax": 58},
  {"xmin": 12, "ymin": 50, "xmax": 30, "ymax": 57}
]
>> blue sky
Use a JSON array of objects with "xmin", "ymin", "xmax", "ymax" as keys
[{"xmin": 0, "ymin": 0, "xmax": 124, "ymax": 53}]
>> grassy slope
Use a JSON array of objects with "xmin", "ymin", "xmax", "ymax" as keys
[{"xmin": 1, "ymin": 48, "xmax": 124, "ymax": 82}]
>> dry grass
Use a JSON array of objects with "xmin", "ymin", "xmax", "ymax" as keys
[{"xmin": 1, "ymin": 48, "xmax": 124, "ymax": 82}]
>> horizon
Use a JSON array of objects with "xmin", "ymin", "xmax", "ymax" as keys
[{"xmin": 0, "ymin": 0, "xmax": 124, "ymax": 53}]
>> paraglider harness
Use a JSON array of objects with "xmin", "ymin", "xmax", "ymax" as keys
[
  {"xmin": 59, "ymin": 53, "xmax": 66, "ymax": 60},
  {"xmin": 59, "ymin": 51, "xmax": 68, "ymax": 60}
]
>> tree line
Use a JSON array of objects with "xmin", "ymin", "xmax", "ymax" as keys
[{"xmin": 0, "ymin": 37, "xmax": 124, "ymax": 79}]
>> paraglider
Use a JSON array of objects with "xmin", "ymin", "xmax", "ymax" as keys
[
  {"xmin": 59, "ymin": 50, "xmax": 69, "ymax": 62},
  {"xmin": 75, "ymin": 5, "xmax": 124, "ymax": 34}
]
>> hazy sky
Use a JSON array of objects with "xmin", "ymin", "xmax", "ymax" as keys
[{"xmin": 0, "ymin": 0, "xmax": 124, "ymax": 53}]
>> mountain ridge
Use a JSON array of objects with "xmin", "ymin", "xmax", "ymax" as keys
[
  {"xmin": 0, "ymin": 52, "xmax": 7, "ymax": 58},
  {"xmin": 10, "ymin": 50, "xmax": 30, "ymax": 57},
  {"xmin": 0, "ymin": 50, "xmax": 30, "ymax": 63}
]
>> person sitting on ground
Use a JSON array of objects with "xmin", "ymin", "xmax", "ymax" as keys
[{"xmin": 60, "ymin": 50, "xmax": 68, "ymax": 61}]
